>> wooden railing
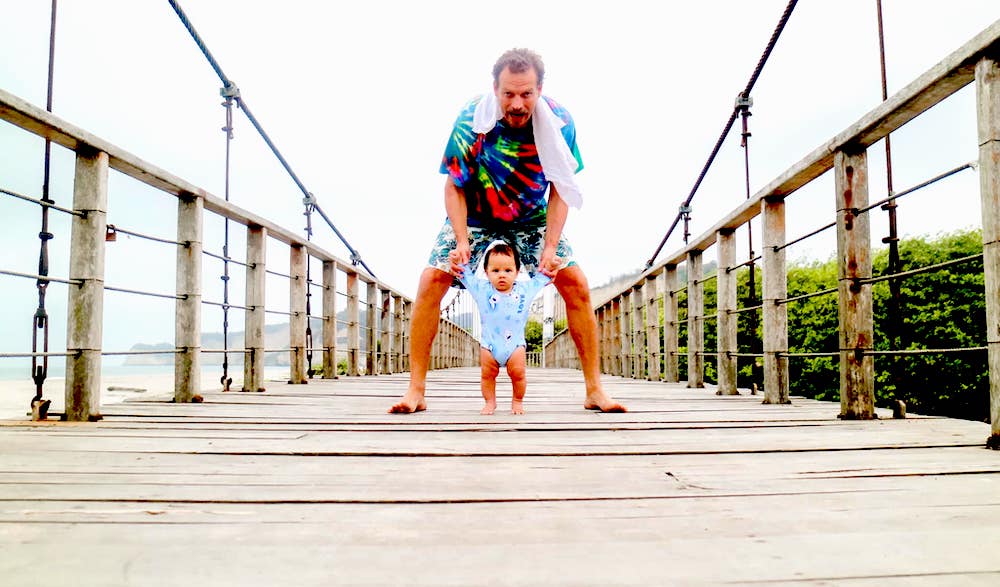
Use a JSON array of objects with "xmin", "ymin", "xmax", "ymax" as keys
[
  {"xmin": 546, "ymin": 19, "xmax": 1000, "ymax": 445},
  {"xmin": 0, "ymin": 88, "xmax": 479, "ymax": 421}
]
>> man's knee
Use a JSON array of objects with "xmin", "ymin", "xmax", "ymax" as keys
[
  {"xmin": 554, "ymin": 266, "xmax": 591, "ymax": 306},
  {"xmin": 418, "ymin": 267, "xmax": 453, "ymax": 299}
]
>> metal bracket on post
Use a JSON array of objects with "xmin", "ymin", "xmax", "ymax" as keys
[{"xmin": 679, "ymin": 204, "xmax": 692, "ymax": 245}]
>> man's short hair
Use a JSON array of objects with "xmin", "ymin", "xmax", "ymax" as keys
[{"xmin": 492, "ymin": 48, "xmax": 545, "ymax": 86}]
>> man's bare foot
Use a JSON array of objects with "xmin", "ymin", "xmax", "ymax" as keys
[
  {"xmin": 583, "ymin": 391, "xmax": 627, "ymax": 412},
  {"xmin": 510, "ymin": 400, "xmax": 525, "ymax": 415},
  {"xmin": 388, "ymin": 389, "xmax": 427, "ymax": 414},
  {"xmin": 480, "ymin": 402, "xmax": 496, "ymax": 415}
]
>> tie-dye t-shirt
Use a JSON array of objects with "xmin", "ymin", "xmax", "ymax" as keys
[{"xmin": 440, "ymin": 95, "xmax": 583, "ymax": 228}]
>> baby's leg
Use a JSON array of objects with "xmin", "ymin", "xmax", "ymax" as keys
[
  {"xmin": 506, "ymin": 347, "xmax": 528, "ymax": 415},
  {"xmin": 479, "ymin": 347, "xmax": 499, "ymax": 415}
]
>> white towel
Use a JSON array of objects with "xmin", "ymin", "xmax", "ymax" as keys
[{"xmin": 472, "ymin": 92, "xmax": 583, "ymax": 209}]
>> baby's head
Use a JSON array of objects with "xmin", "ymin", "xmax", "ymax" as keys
[{"xmin": 483, "ymin": 242, "xmax": 519, "ymax": 293}]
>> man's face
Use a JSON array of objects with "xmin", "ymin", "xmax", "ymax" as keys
[
  {"xmin": 494, "ymin": 66, "xmax": 540, "ymax": 129},
  {"xmin": 485, "ymin": 252, "xmax": 518, "ymax": 292}
]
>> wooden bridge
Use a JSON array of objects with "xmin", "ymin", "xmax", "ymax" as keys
[{"xmin": 3, "ymin": 8, "xmax": 1000, "ymax": 587}]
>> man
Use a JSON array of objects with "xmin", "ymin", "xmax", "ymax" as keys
[{"xmin": 389, "ymin": 48, "xmax": 625, "ymax": 414}]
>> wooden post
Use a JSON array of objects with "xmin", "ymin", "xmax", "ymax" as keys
[
  {"xmin": 174, "ymin": 195, "xmax": 203, "ymax": 404},
  {"xmin": 322, "ymin": 260, "xmax": 338, "ymax": 379},
  {"xmin": 663, "ymin": 265, "xmax": 679, "ymax": 383},
  {"xmin": 762, "ymin": 197, "xmax": 790, "ymax": 404},
  {"xmin": 366, "ymin": 282, "xmax": 378, "ymax": 375},
  {"xmin": 835, "ymin": 149, "xmax": 875, "ymax": 419},
  {"xmin": 64, "ymin": 148, "xmax": 108, "ymax": 421},
  {"xmin": 646, "ymin": 274, "xmax": 661, "ymax": 381},
  {"xmin": 289, "ymin": 245, "xmax": 307, "ymax": 384},
  {"xmin": 596, "ymin": 305, "xmax": 607, "ymax": 373},
  {"xmin": 609, "ymin": 297, "xmax": 621, "ymax": 376},
  {"xmin": 976, "ymin": 56, "xmax": 1000, "ymax": 447},
  {"xmin": 687, "ymin": 251, "xmax": 704, "ymax": 388},
  {"xmin": 346, "ymin": 271, "xmax": 359, "ymax": 376},
  {"xmin": 392, "ymin": 294, "xmax": 404, "ymax": 373},
  {"xmin": 381, "ymin": 289, "xmax": 392, "ymax": 374},
  {"xmin": 717, "ymin": 229, "xmax": 739, "ymax": 395},
  {"xmin": 621, "ymin": 291, "xmax": 633, "ymax": 378},
  {"xmin": 632, "ymin": 284, "xmax": 645, "ymax": 379},
  {"xmin": 243, "ymin": 226, "xmax": 266, "ymax": 392},
  {"xmin": 402, "ymin": 300, "xmax": 411, "ymax": 372}
]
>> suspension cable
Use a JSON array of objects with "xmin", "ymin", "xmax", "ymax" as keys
[
  {"xmin": 29, "ymin": 0, "xmax": 58, "ymax": 421},
  {"xmin": 0, "ymin": 187, "xmax": 83, "ymax": 216},
  {"xmin": 166, "ymin": 0, "xmax": 375, "ymax": 278},
  {"xmin": 646, "ymin": 0, "xmax": 798, "ymax": 268}
]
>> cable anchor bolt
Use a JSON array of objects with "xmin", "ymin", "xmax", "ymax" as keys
[{"xmin": 220, "ymin": 82, "xmax": 241, "ymax": 100}]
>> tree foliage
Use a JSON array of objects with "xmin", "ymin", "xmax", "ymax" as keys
[{"xmin": 665, "ymin": 229, "xmax": 988, "ymax": 421}]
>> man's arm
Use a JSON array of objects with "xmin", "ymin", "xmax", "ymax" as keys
[
  {"xmin": 445, "ymin": 176, "xmax": 471, "ymax": 274},
  {"xmin": 540, "ymin": 184, "xmax": 569, "ymax": 277}
]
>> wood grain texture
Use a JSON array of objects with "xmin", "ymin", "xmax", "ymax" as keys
[{"xmin": 4, "ymin": 368, "xmax": 994, "ymax": 585}]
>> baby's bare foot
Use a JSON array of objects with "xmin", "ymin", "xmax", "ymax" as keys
[
  {"xmin": 480, "ymin": 402, "xmax": 496, "ymax": 415},
  {"xmin": 511, "ymin": 400, "xmax": 525, "ymax": 415}
]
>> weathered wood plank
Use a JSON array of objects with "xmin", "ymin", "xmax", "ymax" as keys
[{"xmin": 1, "ymin": 368, "xmax": 995, "ymax": 586}]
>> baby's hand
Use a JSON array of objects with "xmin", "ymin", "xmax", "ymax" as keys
[{"xmin": 448, "ymin": 249, "xmax": 467, "ymax": 276}]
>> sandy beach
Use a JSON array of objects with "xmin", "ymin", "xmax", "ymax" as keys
[{"xmin": 0, "ymin": 368, "xmax": 291, "ymax": 421}]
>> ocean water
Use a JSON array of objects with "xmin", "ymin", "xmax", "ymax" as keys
[{"xmin": 0, "ymin": 362, "xmax": 288, "ymax": 381}]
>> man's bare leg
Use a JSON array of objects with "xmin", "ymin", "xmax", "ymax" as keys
[
  {"xmin": 480, "ymin": 348, "xmax": 499, "ymax": 415},
  {"xmin": 506, "ymin": 347, "xmax": 527, "ymax": 414},
  {"xmin": 554, "ymin": 266, "xmax": 627, "ymax": 412},
  {"xmin": 388, "ymin": 267, "xmax": 453, "ymax": 413}
]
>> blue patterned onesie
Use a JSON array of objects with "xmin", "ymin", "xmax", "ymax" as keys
[{"xmin": 458, "ymin": 267, "xmax": 551, "ymax": 367}]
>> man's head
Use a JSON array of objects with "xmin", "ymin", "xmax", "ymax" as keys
[
  {"xmin": 492, "ymin": 48, "xmax": 544, "ymax": 129},
  {"xmin": 483, "ymin": 242, "xmax": 520, "ymax": 292}
]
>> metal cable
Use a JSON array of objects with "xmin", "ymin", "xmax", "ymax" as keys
[
  {"xmin": 266, "ymin": 269, "xmax": 292, "ymax": 279},
  {"xmin": 646, "ymin": 0, "xmax": 799, "ymax": 267},
  {"xmin": 778, "ymin": 287, "xmax": 838, "ymax": 305},
  {"xmin": 167, "ymin": 0, "xmax": 374, "ymax": 278},
  {"xmin": 201, "ymin": 300, "xmax": 251, "ymax": 311},
  {"xmin": 0, "ymin": 351, "xmax": 75, "ymax": 359},
  {"xmin": 104, "ymin": 285, "xmax": 184, "ymax": 300},
  {"xmin": 101, "ymin": 349, "xmax": 184, "ymax": 356},
  {"xmin": 855, "ymin": 163, "xmax": 975, "ymax": 216},
  {"xmin": 1, "ymin": 269, "xmax": 81, "ymax": 286},
  {"xmin": 202, "ymin": 249, "xmax": 248, "ymax": 267},
  {"xmin": 727, "ymin": 255, "xmax": 763, "ymax": 272},
  {"xmin": 865, "ymin": 347, "xmax": 987, "ymax": 356},
  {"xmin": 105, "ymin": 224, "xmax": 186, "ymax": 247},
  {"xmin": 0, "ymin": 187, "xmax": 83, "ymax": 216},
  {"xmin": 776, "ymin": 221, "xmax": 836, "ymax": 253},
  {"xmin": 858, "ymin": 253, "xmax": 983, "ymax": 285}
]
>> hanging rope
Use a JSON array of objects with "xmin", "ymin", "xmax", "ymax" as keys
[
  {"xmin": 29, "ymin": 0, "xmax": 58, "ymax": 421},
  {"xmin": 875, "ymin": 0, "xmax": 904, "ymax": 387},
  {"xmin": 646, "ymin": 0, "xmax": 799, "ymax": 267},
  {"xmin": 166, "ymin": 0, "xmax": 376, "ymax": 279}
]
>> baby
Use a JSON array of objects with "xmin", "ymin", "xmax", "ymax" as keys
[{"xmin": 451, "ymin": 242, "xmax": 551, "ymax": 414}]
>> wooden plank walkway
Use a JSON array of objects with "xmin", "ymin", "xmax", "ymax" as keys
[{"xmin": 1, "ymin": 367, "xmax": 998, "ymax": 586}]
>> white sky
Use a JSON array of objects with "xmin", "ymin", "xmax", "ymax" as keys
[{"xmin": 1, "ymin": 0, "xmax": 999, "ymax": 357}]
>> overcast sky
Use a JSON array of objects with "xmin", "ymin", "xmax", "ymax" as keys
[{"xmin": 1, "ymin": 0, "xmax": 999, "ymax": 358}]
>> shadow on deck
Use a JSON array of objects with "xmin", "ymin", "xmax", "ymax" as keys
[{"xmin": 1, "ymin": 368, "xmax": 998, "ymax": 586}]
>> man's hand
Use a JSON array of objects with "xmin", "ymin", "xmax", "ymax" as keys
[
  {"xmin": 449, "ymin": 244, "xmax": 471, "ymax": 275},
  {"xmin": 539, "ymin": 246, "xmax": 561, "ymax": 277}
]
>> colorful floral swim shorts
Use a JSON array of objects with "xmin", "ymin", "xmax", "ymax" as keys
[{"xmin": 427, "ymin": 220, "xmax": 575, "ymax": 288}]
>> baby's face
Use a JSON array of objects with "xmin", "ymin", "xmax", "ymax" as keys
[{"xmin": 485, "ymin": 253, "xmax": 518, "ymax": 292}]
